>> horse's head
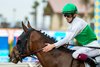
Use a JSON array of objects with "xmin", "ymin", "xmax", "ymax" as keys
[
  {"xmin": 9, "ymin": 31, "xmax": 29, "ymax": 63},
  {"xmin": 9, "ymin": 21, "xmax": 40, "ymax": 63},
  {"xmin": 9, "ymin": 21, "xmax": 57, "ymax": 64},
  {"xmin": 9, "ymin": 21, "xmax": 32, "ymax": 63}
]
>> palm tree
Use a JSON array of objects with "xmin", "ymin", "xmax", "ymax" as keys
[{"xmin": 32, "ymin": 1, "xmax": 39, "ymax": 28}]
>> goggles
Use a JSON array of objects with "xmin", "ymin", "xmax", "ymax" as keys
[{"xmin": 63, "ymin": 13, "xmax": 73, "ymax": 18}]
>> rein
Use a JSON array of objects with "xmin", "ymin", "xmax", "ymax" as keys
[
  {"xmin": 20, "ymin": 48, "xmax": 43, "ymax": 57},
  {"xmin": 69, "ymin": 44, "xmax": 100, "ymax": 49}
]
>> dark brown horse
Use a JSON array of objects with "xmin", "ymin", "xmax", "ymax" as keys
[{"xmin": 9, "ymin": 22, "xmax": 85, "ymax": 67}]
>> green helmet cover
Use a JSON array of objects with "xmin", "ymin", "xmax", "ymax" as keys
[{"xmin": 62, "ymin": 3, "xmax": 78, "ymax": 14}]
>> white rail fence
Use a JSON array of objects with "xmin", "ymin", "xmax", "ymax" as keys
[{"xmin": 0, "ymin": 62, "xmax": 42, "ymax": 67}]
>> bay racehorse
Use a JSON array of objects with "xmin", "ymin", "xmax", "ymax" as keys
[{"xmin": 9, "ymin": 22, "xmax": 86, "ymax": 67}]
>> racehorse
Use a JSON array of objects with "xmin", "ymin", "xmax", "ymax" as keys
[{"xmin": 9, "ymin": 22, "xmax": 85, "ymax": 67}]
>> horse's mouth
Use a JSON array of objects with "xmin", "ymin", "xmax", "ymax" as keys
[{"xmin": 11, "ymin": 58, "xmax": 19, "ymax": 64}]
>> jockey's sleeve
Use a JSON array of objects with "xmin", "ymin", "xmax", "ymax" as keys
[{"xmin": 54, "ymin": 18, "xmax": 87, "ymax": 48}]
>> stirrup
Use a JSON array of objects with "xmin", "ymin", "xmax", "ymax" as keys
[{"xmin": 85, "ymin": 57, "xmax": 96, "ymax": 67}]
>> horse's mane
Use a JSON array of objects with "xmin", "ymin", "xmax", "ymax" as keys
[
  {"xmin": 35, "ymin": 30, "xmax": 74, "ymax": 53},
  {"xmin": 36, "ymin": 30, "xmax": 57, "ymax": 43}
]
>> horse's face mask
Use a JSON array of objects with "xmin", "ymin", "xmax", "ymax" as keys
[{"xmin": 9, "ymin": 32, "xmax": 28, "ymax": 63}]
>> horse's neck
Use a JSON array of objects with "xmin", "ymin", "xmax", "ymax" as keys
[
  {"xmin": 36, "ymin": 52, "xmax": 48, "ymax": 67},
  {"xmin": 35, "ymin": 43, "xmax": 55, "ymax": 67},
  {"xmin": 33, "ymin": 36, "xmax": 85, "ymax": 67},
  {"xmin": 35, "ymin": 35, "xmax": 69, "ymax": 67},
  {"xmin": 35, "ymin": 47, "xmax": 68, "ymax": 67}
]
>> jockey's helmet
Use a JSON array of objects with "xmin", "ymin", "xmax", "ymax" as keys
[{"xmin": 62, "ymin": 3, "xmax": 78, "ymax": 14}]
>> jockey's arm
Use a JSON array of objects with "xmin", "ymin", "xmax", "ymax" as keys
[
  {"xmin": 43, "ymin": 20, "xmax": 87, "ymax": 52},
  {"xmin": 54, "ymin": 22, "xmax": 85, "ymax": 48}
]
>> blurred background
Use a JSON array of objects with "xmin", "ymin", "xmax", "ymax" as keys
[{"xmin": 0, "ymin": 0, "xmax": 100, "ymax": 67}]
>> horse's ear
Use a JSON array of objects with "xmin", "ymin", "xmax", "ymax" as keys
[
  {"xmin": 27, "ymin": 21, "xmax": 32, "ymax": 28},
  {"xmin": 22, "ymin": 21, "xmax": 28, "ymax": 33}
]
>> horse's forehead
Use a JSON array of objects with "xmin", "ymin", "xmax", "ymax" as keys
[
  {"xmin": 18, "ymin": 33, "xmax": 26, "ymax": 40},
  {"xmin": 20, "ymin": 32, "xmax": 25, "ymax": 38},
  {"xmin": 30, "ymin": 31, "xmax": 41, "ymax": 41}
]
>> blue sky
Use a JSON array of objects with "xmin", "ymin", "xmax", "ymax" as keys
[{"xmin": 0, "ymin": 0, "xmax": 34, "ymax": 22}]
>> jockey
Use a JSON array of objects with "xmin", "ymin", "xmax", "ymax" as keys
[{"xmin": 43, "ymin": 3, "xmax": 100, "ymax": 67}]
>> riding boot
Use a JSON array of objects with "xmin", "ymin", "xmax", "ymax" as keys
[
  {"xmin": 77, "ymin": 53, "xmax": 96, "ymax": 67},
  {"xmin": 85, "ymin": 57, "xmax": 96, "ymax": 67}
]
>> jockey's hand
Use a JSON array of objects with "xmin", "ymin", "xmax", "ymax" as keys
[{"xmin": 43, "ymin": 43, "xmax": 55, "ymax": 52}]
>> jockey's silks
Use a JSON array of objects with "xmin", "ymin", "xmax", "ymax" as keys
[
  {"xmin": 54, "ymin": 17, "xmax": 98, "ymax": 48},
  {"xmin": 75, "ymin": 25, "xmax": 97, "ymax": 45}
]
